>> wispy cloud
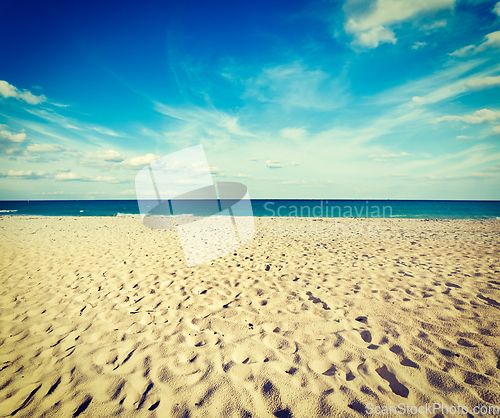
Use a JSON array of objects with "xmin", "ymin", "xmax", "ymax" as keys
[
  {"xmin": 0, "ymin": 167, "xmax": 125, "ymax": 183},
  {"xmin": 53, "ymin": 171, "xmax": 125, "ymax": 183},
  {"xmin": 26, "ymin": 143, "xmax": 67, "ymax": 153},
  {"xmin": 32, "ymin": 191, "xmax": 65, "ymax": 195},
  {"xmin": 420, "ymin": 20, "xmax": 447, "ymax": 31},
  {"xmin": 25, "ymin": 108, "xmax": 122, "ymax": 138},
  {"xmin": 154, "ymin": 102, "xmax": 255, "ymax": 138},
  {"xmin": 411, "ymin": 41, "xmax": 427, "ymax": 50},
  {"xmin": 466, "ymin": 76, "xmax": 500, "ymax": 90},
  {"xmin": 373, "ymin": 59, "xmax": 496, "ymax": 106},
  {"xmin": 117, "ymin": 189, "xmax": 136, "ymax": 195},
  {"xmin": 243, "ymin": 62, "xmax": 347, "ymax": 110},
  {"xmin": 280, "ymin": 127, "xmax": 307, "ymax": 141},
  {"xmin": 369, "ymin": 152, "xmax": 410, "ymax": 162},
  {"xmin": 436, "ymin": 109, "xmax": 500, "ymax": 124},
  {"xmin": 79, "ymin": 150, "xmax": 158, "ymax": 171}
]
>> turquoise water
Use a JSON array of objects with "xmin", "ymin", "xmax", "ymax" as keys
[{"xmin": 0, "ymin": 199, "xmax": 499, "ymax": 219}]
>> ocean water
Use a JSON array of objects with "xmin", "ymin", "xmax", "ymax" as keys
[{"xmin": 0, "ymin": 199, "xmax": 499, "ymax": 219}]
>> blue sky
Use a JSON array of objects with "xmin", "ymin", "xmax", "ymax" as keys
[{"xmin": 1, "ymin": 0, "xmax": 499, "ymax": 200}]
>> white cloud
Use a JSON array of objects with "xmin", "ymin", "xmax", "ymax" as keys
[
  {"xmin": 53, "ymin": 171, "xmax": 124, "ymax": 182},
  {"xmin": 1, "ymin": 170, "xmax": 47, "ymax": 179},
  {"xmin": 26, "ymin": 143, "xmax": 65, "ymax": 153},
  {"xmin": 475, "ymin": 31, "xmax": 500, "ymax": 53},
  {"xmin": 411, "ymin": 41, "xmax": 427, "ymax": 50},
  {"xmin": 280, "ymin": 127, "xmax": 307, "ymax": 140},
  {"xmin": 369, "ymin": 151, "xmax": 410, "ymax": 161},
  {"xmin": 466, "ymin": 76, "xmax": 500, "ymax": 90},
  {"xmin": 0, "ymin": 130, "xmax": 26, "ymax": 143},
  {"xmin": 84, "ymin": 149, "xmax": 125, "ymax": 162},
  {"xmin": 354, "ymin": 26, "xmax": 396, "ymax": 48},
  {"xmin": 0, "ymin": 81, "xmax": 22, "ymax": 99},
  {"xmin": 209, "ymin": 166, "xmax": 223, "ymax": 175},
  {"xmin": 266, "ymin": 160, "xmax": 285, "ymax": 168},
  {"xmin": 449, "ymin": 31, "xmax": 500, "ymax": 57},
  {"xmin": 344, "ymin": 0, "xmax": 455, "ymax": 32},
  {"xmin": 493, "ymin": 2, "xmax": 500, "ymax": 17},
  {"xmin": 0, "ymin": 128, "xmax": 26, "ymax": 154},
  {"xmin": 54, "ymin": 172, "xmax": 82, "ymax": 181},
  {"xmin": 436, "ymin": 109, "xmax": 500, "ymax": 124},
  {"xmin": 0, "ymin": 80, "xmax": 46, "ymax": 105},
  {"xmin": 93, "ymin": 176, "xmax": 123, "ymax": 183},
  {"xmin": 118, "ymin": 189, "xmax": 136, "ymax": 195},
  {"xmin": 290, "ymin": 161, "xmax": 299, "ymax": 166},
  {"xmin": 282, "ymin": 180, "xmax": 307, "ymax": 185},
  {"xmin": 344, "ymin": 0, "xmax": 455, "ymax": 48},
  {"xmin": 493, "ymin": 125, "xmax": 500, "ymax": 134},
  {"xmin": 420, "ymin": 20, "xmax": 447, "ymax": 30},
  {"xmin": 119, "ymin": 153, "xmax": 159, "ymax": 168},
  {"xmin": 456, "ymin": 135, "xmax": 471, "ymax": 139}
]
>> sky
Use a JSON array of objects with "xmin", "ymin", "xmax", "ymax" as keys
[{"xmin": 1, "ymin": 0, "xmax": 500, "ymax": 200}]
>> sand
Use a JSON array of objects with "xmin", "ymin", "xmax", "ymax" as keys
[{"xmin": 0, "ymin": 215, "xmax": 499, "ymax": 417}]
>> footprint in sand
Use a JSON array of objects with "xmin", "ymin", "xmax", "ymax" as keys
[
  {"xmin": 457, "ymin": 338, "xmax": 477, "ymax": 347},
  {"xmin": 261, "ymin": 380, "xmax": 293, "ymax": 418},
  {"xmin": 400, "ymin": 357, "xmax": 418, "ymax": 368},
  {"xmin": 477, "ymin": 294, "xmax": 500, "ymax": 308},
  {"xmin": 346, "ymin": 370, "xmax": 355, "ymax": 381},
  {"xmin": 376, "ymin": 364, "xmax": 409, "ymax": 398},
  {"xmin": 305, "ymin": 291, "xmax": 330, "ymax": 310},
  {"xmin": 73, "ymin": 395, "xmax": 92, "ymax": 417},
  {"xmin": 390, "ymin": 345, "xmax": 419, "ymax": 368},
  {"xmin": 360, "ymin": 330, "xmax": 372, "ymax": 343}
]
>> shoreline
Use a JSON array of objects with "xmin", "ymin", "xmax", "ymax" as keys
[{"xmin": 1, "ymin": 214, "xmax": 500, "ymax": 220}]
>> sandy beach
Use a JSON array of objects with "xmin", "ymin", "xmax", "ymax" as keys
[{"xmin": 0, "ymin": 215, "xmax": 499, "ymax": 417}]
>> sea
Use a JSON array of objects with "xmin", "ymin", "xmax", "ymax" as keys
[{"xmin": 0, "ymin": 199, "xmax": 499, "ymax": 219}]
